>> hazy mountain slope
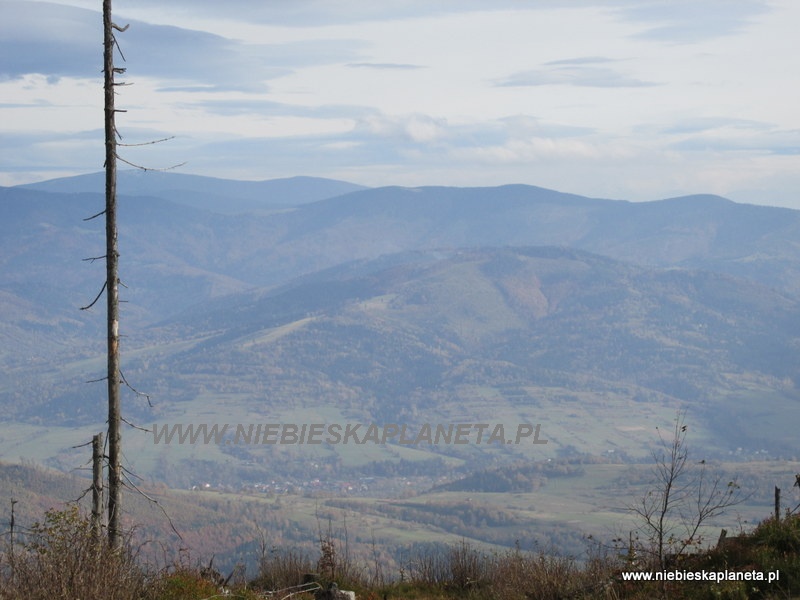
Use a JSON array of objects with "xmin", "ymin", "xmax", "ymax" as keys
[
  {"xmin": 20, "ymin": 171, "xmax": 368, "ymax": 214},
  {"xmin": 265, "ymin": 185, "xmax": 800, "ymax": 294},
  {"xmin": 158, "ymin": 247, "xmax": 798, "ymax": 472},
  {"xmin": 152, "ymin": 246, "xmax": 800, "ymax": 396},
  {"xmin": 0, "ymin": 186, "xmax": 253, "ymax": 319},
  {"xmin": 583, "ymin": 194, "xmax": 800, "ymax": 287},
  {"xmin": 11, "ymin": 246, "xmax": 795, "ymax": 473},
  {"xmin": 5, "ymin": 181, "xmax": 800, "ymax": 327},
  {"xmin": 3, "ymin": 179, "xmax": 800, "ymax": 481}
]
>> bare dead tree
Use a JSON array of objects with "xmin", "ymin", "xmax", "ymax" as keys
[
  {"xmin": 628, "ymin": 409, "xmax": 747, "ymax": 570},
  {"xmin": 84, "ymin": 0, "xmax": 181, "ymax": 552},
  {"xmin": 103, "ymin": 0, "xmax": 126, "ymax": 549}
]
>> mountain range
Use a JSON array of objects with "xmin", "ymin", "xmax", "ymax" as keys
[{"xmin": 1, "ymin": 172, "xmax": 799, "ymax": 486}]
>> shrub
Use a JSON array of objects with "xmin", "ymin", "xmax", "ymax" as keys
[
  {"xmin": 1, "ymin": 505, "xmax": 149, "ymax": 600},
  {"xmin": 252, "ymin": 546, "xmax": 316, "ymax": 591},
  {"xmin": 153, "ymin": 568, "xmax": 220, "ymax": 600}
]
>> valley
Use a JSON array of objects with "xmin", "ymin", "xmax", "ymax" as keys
[{"xmin": 2, "ymin": 172, "xmax": 799, "ymax": 571}]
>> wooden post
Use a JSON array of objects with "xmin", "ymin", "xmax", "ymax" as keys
[
  {"xmin": 717, "ymin": 528, "xmax": 727, "ymax": 547},
  {"xmin": 103, "ymin": 0, "xmax": 122, "ymax": 549},
  {"xmin": 775, "ymin": 486, "xmax": 781, "ymax": 521},
  {"xmin": 628, "ymin": 530, "xmax": 636, "ymax": 564},
  {"xmin": 9, "ymin": 498, "xmax": 17, "ymax": 572},
  {"xmin": 92, "ymin": 432, "xmax": 104, "ymax": 538}
]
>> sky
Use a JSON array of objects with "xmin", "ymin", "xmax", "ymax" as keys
[{"xmin": 1, "ymin": 0, "xmax": 799, "ymax": 208}]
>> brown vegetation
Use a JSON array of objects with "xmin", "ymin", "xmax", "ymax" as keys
[{"xmin": 1, "ymin": 501, "xmax": 799, "ymax": 599}]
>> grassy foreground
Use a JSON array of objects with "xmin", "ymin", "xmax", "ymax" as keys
[{"xmin": 1, "ymin": 503, "xmax": 799, "ymax": 600}]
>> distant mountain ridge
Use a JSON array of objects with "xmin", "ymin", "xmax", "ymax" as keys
[
  {"xmin": 19, "ymin": 171, "xmax": 368, "ymax": 214},
  {"xmin": 259, "ymin": 184, "xmax": 800, "ymax": 296},
  {"xmin": 4, "ymin": 176, "xmax": 800, "ymax": 332},
  {"xmin": 2, "ymin": 174, "xmax": 800, "ymax": 482}
]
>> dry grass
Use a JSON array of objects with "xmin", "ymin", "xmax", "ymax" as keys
[
  {"xmin": 1, "ymin": 506, "xmax": 149, "ymax": 600},
  {"xmin": 2, "ymin": 506, "xmax": 799, "ymax": 599}
]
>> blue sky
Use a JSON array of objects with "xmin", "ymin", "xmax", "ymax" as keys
[{"xmin": 1, "ymin": 0, "xmax": 799, "ymax": 207}]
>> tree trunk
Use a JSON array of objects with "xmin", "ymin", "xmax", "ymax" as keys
[
  {"xmin": 103, "ymin": 0, "xmax": 122, "ymax": 550},
  {"xmin": 92, "ymin": 432, "xmax": 104, "ymax": 539}
]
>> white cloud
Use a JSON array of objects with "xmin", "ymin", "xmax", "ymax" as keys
[
  {"xmin": 497, "ymin": 65, "xmax": 657, "ymax": 88},
  {"xmin": 614, "ymin": 0, "xmax": 770, "ymax": 42},
  {"xmin": 1, "ymin": 0, "xmax": 799, "ymax": 209},
  {"xmin": 358, "ymin": 114, "xmax": 447, "ymax": 144},
  {"xmin": 452, "ymin": 135, "xmax": 634, "ymax": 165}
]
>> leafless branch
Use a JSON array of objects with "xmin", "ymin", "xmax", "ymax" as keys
[
  {"xmin": 118, "ymin": 136, "xmax": 176, "ymax": 147},
  {"xmin": 120, "ymin": 370, "xmax": 152, "ymax": 407},
  {"xmin": 111, "ymin": 32, "xmax": 128, "ymax": 61},
  {"xmin": 83, "ymin": 209, "xmax": 106, "ymax": 221},
  {"xmin": 80, "ymin": 281, "xmax": 107, "ymax": 310},
  {"xmin": 75, "ymin": 486, "xmax": 93, "ymax": 503},
  {"xmin": 115, "ymin": 153, "xmax": 187, "ymax": 172},
  {"xmin": 120, "ymin": 469, "xmax": 183, "ymax": 542},
  {"xmin": 121, "ymin": 464, "xmax": 144, "ymax": 481},
  {"xmin": 121, "ymin": 416, "xmax": 151, "ymax": 433}
]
